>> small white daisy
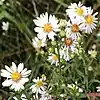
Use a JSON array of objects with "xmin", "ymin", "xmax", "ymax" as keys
[
  {"xmin": 66, "ymin": 2, "xmax": 87, "ymax": 20},
  {"xmin": 66, "ymin": 19, "xmax": 81, "ymax": 40},
  {"xmin": 61, "ymin": 36, "xmax": 78, "ymax": 61},
  {"xmin": 2, "ymin": 22, "xmax": 9, "ymax": 31},
  {"xmin": 1, "ymin": 62, "xmax": 31, "ymax": 91},
  {"xmin": 68, "ymin": 82, "xmax": 83, "ymax": 93},
  {"xmin": 33, "ymin": 12, "xmax": 60, "ymax": 40},
  {"xmin": 40, "ymin": 92, "xmax": 52, "ymax": 100},
  {"xmin": 32, "ymin": 37, "xmax": 46, "ymax": 50},
  {"xmin": 88, "ymin": 49, "xmax": 97, "ymax": 58},
  {"xmin": 80, "ymin": 7, "xmax": 98, "ymax": 33},
  {"xmin": 48, "ymin": 53, "xmax": 59, "ymax": 66},
  {"xmin": 30, "ymin": 77, "xmax": 47, "ymax": 99}
]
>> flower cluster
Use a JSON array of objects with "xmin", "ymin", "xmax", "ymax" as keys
[
  {"xmin": 66, "ymin": 2, "xmax": 98, "ymax": 34},
  {"xmin": 1, "ymin": 1, "xmax": 99, "ymax": 100},
  {"xmin": 1, "ymin": 62, "xmax": 50, "ymax": 99},
  {"xmin": 32, "ymin": 2, "xmax": 98, "ymax": 63}
]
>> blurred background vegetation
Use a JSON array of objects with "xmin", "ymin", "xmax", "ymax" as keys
[{"xmin": 0, "ymin": 0, "xmax": 100, "ymax": 99}]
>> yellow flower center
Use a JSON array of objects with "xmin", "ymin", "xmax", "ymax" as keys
[
  {"xmin": 85, "ymin": 15, "xmax": 93, "ymax": 24},
  {"xmin": 71, "ymin": 24, "xmax": 79, "ymax": 32},
  {"xmin": 65, "ymin": 38, "xmax": 72, "ymax": 46},
  {"xmin": 76, "ymin": 7, "xmax": 83, "ymax": 16},
  {"xmin": 43, "ymin": 24, "xmax": 52, "ymax": 33},
  {"xmin": 52, "ymin": 55, "xmax": 58, "ymax": 61},
  {"xmin": 36, "ymin": 80, "xmax": 43, "ymax": 87},
  {"xmin": 12, "ymin": 72, "xmax": 21, "ymax": 81}
]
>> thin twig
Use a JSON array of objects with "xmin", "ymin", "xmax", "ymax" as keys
[
  {"xmin": 0, "ymin": 47, "xmax": 34, "ymax": 60},
  {"xmin": 32, "ymin": 0, "xmax": 39, "ymax": 17}
]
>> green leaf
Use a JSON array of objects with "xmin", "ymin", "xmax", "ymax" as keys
[
  {"xmin": 89, "ymin": 79, "xmax": 100, "ymax": 87},
  {"xmin": 75, "ymin": 69, "xmax": 85, "ymax": 78}
]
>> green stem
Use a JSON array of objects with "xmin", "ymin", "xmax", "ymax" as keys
[
  {"xmin": 88, "ymin": 58, "xmax": 94, "ymax": 66},
  {"xmin": 56, "ymin": 40, "xmax": 61, "ymax": 99}
]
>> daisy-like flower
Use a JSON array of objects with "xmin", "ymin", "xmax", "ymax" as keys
[
  {"xmin": 40, "ymin": 92, "xmax": 52, "ymax": 100},
  {"xmin": 88, "ymin": 49, "xmax": 97, "ymax": 58},
  {"xmin": 1, "ymin": 62, "xmax": 31, "ymax": 91},
  {"xmin": 66, "ymin": 18, "xmax": 82, "ymax": 40},
  {"xmin": 68, "ymin": 82, "xmax": 83, "ymax": 93},
  {"xmin": 2, "ymin": 22, "xmax": 9, "ymax": 31},
  {"xmin": 80, "ymin": 7, "xmax": 98, "ymax": 33},
  {"xmin": 66, "ymin": 2, "xmax": 87, "ymax": 20},
  {"xmin": 30, "ymin": 77, "xmax": 47, "ymax": 99},
  {"xmin": 61, "ymin": 36, "xmax": 78, "ymax": 61},
  {"xmin": 88, "ymin": 44, "xmax": 97, "ymax": 58},
  {"xmin": 32, "ymin": 37, "xmax": 46, "ymax": 50},
  {"xmin": 33, "ymin": 12, "xmax": 60, "ymax": 40},
  {"xmin": 48, "ymin": 53, "xmax": 59, "ymax": 66}
]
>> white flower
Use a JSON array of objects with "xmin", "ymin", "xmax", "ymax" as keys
[
  {"xmin": 0, "ymin": 0, "xmax": 5, "ymax": 5},
  {"xmin": 30, "ymin": 77, "xmax": 47, "ymax": 99},
  {"xmin": 66, "ymin": 19, "xmax": 81, "ymax": 40},
  {"xmin": 68, "ymin": 82, "xmax": 83, "ymax": 93},
  {"xmin": 88, "ymin": 66, "xmax": 93, "ymax": 71},
  {"xmin": 61, "ymin": 36, "xmax": 78, "ymax": 61},
  {"xmin": 41, "ymin": 74, "xmax": 46, "ymax": 81},
  {"xmin": 40, "ymin": 92, "xmax": 52, "ymax": 100},
  {"xmin": 78, "ymin": 88, "xmax": 83, "ymax": 93},
  {"xmin": 32, "ymin": 37, "xmax": 46, "ymax": 50},
  {"xmin": 48, "ymin": 53, "xmax": 59, "ymax": 66},
  {"xmin": 80, "ymin": 7, "xmax": 98, "ymax": 33},
  {"xmin": 13, "ymin": 94, "xmax": 28, "ymax": 100},
  {"xmin": 96, "ymin": 86, "xmax": 100, "ymax": 92},
  {"xmin": 88, "ymin": 49, "xmax": 97, "ymax": 58},
  {"xmin": 33, "ymin": 12, "xmax": 60, "ymax": 40},
  {"xmin": 2, "ymin": 22, "xmax": 9, "ymax": 31},
  {"xmin": 66, "ymin": 2, "xmax": 87, "ymax": 20},
  {"xmin": 1, "ymin": 62, "xmax": 31, "ymax": 91},
  {"xmin": 59, "ymin": 19, "xmax": 67, "ymax": 27}
]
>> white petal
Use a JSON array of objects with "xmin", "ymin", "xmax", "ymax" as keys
[
  {"xmin": 33, "ymin": 19, "xmax": 44, "ymax": 27},
  {"xmin": 34, "ymin": 27, "xmax": 43, "ymax": 33},
  {"xmin": 21, "ymin": 68, "xmax": 27, "ymax": 74},
  {"xmin": 11, "ymin": 82, "xmax": 24, "ymax": 91},
  {"xmin": 19, "ymin": 78, "xmax": 29, "ymax": 84},
  {"xmin": 33, "ymin": 79, "xmax": 37, "ymax": 82},
  {"xmin": 48, "ymin": 31, "xmax": 56, "ymax": 40},
  {"xmin": 5, "ymin": 65, "xmax": 13, "ymax": 73},
  {"xmin": 13, "ymin": 97, "xmax": 18, "ymax": 100},
  {"xmin": 39, "ymin": 88, "xmax": 45, "ymax": 94},
  {"xmin": 21, "ymin": 94, "xmax": 26, "ymax": 98},
  {"xmin": 1, "ymin": 69, "xmax": 11, "ymax": 78},
  {"xmin": 37, "ymin": 33, "xmax": 47, "ymax": 40},
  {"xmin": 10, "ymin": 82, "xmax": 17, "ymax": 89},
  {"xmin": 22, "ymin": 70, "xmax": 31, "ymax": 77},
  {"xmin": 18, "ymin": 63, "xmax": 24, "ymax": 73},
  {"xmin": 15, "ymin": 84, "xmax": 24, "ymax": 91},
  {"xmin": 11, "ymin": 62, "xmax": 17, "ymax": 72},
  {"xmin": 97, "ymin": 90, "xmax": 100, "ymax": 92},
  {"xmin": 2, "ymin": 79, "xmax": 13, "ymax": 86},
  {"xmin": 96, "ymin": 87, "xmax": 100, "ymax": 89},
  {"xmin": 30, "ymin": 85, "xmax": 37, "ymax": 93}
]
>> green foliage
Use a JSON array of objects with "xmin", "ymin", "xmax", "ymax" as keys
[{"xmin": 0, "ymin": 0, "xmax": 100, "ymax": 100}]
